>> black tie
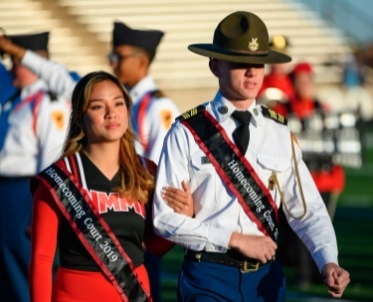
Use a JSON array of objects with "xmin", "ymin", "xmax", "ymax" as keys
[{"xmin": 231, "ymin": 110, "xmax": 252, "ymax": 155}]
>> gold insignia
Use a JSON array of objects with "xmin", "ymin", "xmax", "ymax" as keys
[
  {"xmin": 260, "ymin": 105, "xmax": 288, "ymax": 126},
  {"xmin": 268, "ymin": 108, "xmax": 286, "ymax": 124},
  {"xmin": 177, "ymin": 105, "xmax": 205, "ymax": 121},
  {"xmin": 248, "ymin": 38, "xmax": 259, "ymax": 51},
  {"xmin": 181, "ymin": 107, "xmax": 199, "ymax": 120},
  {"xmin": 161, "ymin": 110, "xmax": 173, "ymax": 130},
  {"xmin": 51, "ymin": 110, "xmax": 65, "ymax": 130}
]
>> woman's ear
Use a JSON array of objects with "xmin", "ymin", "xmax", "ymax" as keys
[{"xmin": 209, "ymin": 59, "xmax": 220, "ymax": 78}]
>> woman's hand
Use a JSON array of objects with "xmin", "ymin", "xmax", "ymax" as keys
[{"xmin": 161, "ymin": 181, "xmax": 194, "ymax": 217}]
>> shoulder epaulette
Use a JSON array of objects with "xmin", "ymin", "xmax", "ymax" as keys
[
  {"xmin": 150, "ymin": 89, "xmax": 166, "ymax": 99},
  {"xmin": 177, "ymin": 105, "xmax": 206, "ymax": 121},
  {"xmin": 260, "ymin": 105, "xmax": 288, "ymax": 126}
]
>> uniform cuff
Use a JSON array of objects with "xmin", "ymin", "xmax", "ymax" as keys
[
  {"xmin": 21, "ymin": 50, "xmax": 42, "ymax": 73},
  {"xmin": 313, "ymin": 247, "xmax": 339, "ymax": 273},
  {"xmin": 205, "ymin": 227, "xmax": 232, "ymax": 252}
]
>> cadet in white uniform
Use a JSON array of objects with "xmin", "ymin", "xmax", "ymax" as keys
[
  {"xmin": 110, "ymin": 21, "xmax": 180, "ymax": 163},
  {"xmin": 153, "ymin": 12, "xmax": 350, "ymax": 302},
  {"xmin": 0, "ymin": 32, "xmax": 72, "ymax": 302},
  {"xmin": 109, "ymin": 21, "xmax": 180, "ymax": 301}
]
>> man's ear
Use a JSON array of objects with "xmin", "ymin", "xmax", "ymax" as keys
[
  {"xmin": 139, "ymin": 53, "xmax": 150, "ymax": 70},
  {"xmin": 209, "ymin": 59, "xmax": 220, "ymax": 77}
]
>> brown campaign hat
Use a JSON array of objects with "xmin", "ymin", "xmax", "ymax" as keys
[{"xmin": 188, "ymin": 11, "xmax": 291, "ymax": 64}]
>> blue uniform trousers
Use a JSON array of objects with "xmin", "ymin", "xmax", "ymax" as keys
[
  {"xmin": 0, "ymin": 178, "xmax": 32, "ymax": 302},
  {"xmin": 178, "ymin": 258, "xmax": 286, "ymax": 302},
  {"xmin": 144, "ymin": 250, "xmax": 161, "ymax": 302}
]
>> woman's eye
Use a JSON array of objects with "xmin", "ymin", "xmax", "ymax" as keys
[
  {"xmin": 90, "ymin": 105, "xmax": 102, "ymax": 110},
  {"xmin": 115, "ymin": 101, "xmax": 125, "ymax": 107}
]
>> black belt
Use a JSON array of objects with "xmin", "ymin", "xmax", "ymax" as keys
[
  {"xmin": 185, "ymin": 249, "xmax": 272, "ymax": 272},
  {"xmin": 0, "ymin": 175, "xmax": 32, "ymax": 181}
]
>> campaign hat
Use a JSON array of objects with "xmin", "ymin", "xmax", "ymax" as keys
[{"xmin": 188, "ymin": 11, "xmax": 291, "ymax": 64}]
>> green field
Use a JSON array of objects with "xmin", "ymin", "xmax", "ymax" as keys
[{"xmin": 159, "ymin": 164, "xmax": 373, "ymax": 302}]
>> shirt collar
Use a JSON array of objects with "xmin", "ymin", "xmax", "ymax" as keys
[
  {"xmin": 21, "ymin": 79, "xmax": 46, "ymax": 100},
  {"xmin": 129, "ymin": 75, "xmax": 157, "ymax": 105},
  {"xmin": 211, "ymin": 90, "xmax": 262, "ymax": 127}
]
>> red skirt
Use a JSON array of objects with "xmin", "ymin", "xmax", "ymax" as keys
[{"xmin": 52, "ymin": 265, "xmax": 150, "ymax": 302}]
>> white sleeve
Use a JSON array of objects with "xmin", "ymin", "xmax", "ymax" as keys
[
  {"xmin": 281, "ymin": 140, "xmax": 339, "ymax": 272},
  {"xmin": 21, "ymin": 50, "xmax": 76, "ymax": 99},
  {"xmin": 35, "ymin": 95, "xmax": 69, "ymax": 172},
  {"xmin": 146, "ymin": 98, "xmax": 180, "ymax": 163},
  {"xmin": 152, "ymin": 124, "xmax": 233, "ymax": 252}
]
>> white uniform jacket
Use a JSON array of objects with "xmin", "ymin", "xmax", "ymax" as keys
[
  {"xmin": 153, "ymin": 91, "xmax": 338, "ymax": 272},
  {"xmin": 130, "ymin": 76, "xmax": 180, "ymax": 163},
  {"xmin": 0, "ymin": 79, "xmax": 70, "ymax": 176},
  {"xmin": 0, "ymin": 51, "xmax": 74, "ymax": 176}
]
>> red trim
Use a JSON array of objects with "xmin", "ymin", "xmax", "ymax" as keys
[
  {"xmin": 68, "ymin": 155, "xmax": 81, "ymax": 185},
  {"xmin": 32, "ymin": 91, "xmax": 44, "ymax": 135},
  {"xmin": 137, "ymin": 94, "xmax": 152, "ymax": 153},
  {"xmin": 14, "ymin": 93, "xmax": 37, "ymax": 111},
  {"xmin": 36, "ymin": 164, "xmax": 151, "ymax": 300}
]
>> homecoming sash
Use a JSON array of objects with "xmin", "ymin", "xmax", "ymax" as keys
[
  {"xmin": 36, "ymin": 163, "xmax": 151, "ymax": 302},
  {"xmin": 180, "ymin": 106, "xmax": 279, "ymax": 241}
]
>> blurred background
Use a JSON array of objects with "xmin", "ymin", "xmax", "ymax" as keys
[{"xmin": 1, "ymin": 0, "xmax": 373, "ymax": 301}]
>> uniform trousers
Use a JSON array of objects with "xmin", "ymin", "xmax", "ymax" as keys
[
  {"xmin": 0, "ymin": 177, "xmax": 32, "ymax": 302},
  {"xmin": 177, "ymin": 257, "xmax": 286, "ymax": 302},
  {"xmin": 144, "ymin": 250, "xmax": 161, "ymax": 302}
]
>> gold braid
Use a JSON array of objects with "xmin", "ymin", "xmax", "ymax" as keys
[{"xmin": 268, "ymin": 133, "xmax": 307, "ymax": 220}]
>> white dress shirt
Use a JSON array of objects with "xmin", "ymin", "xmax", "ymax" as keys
[
  {"xmin": 130, "ymin": 75, "xmax": 180, "ymax": 163},
  {"xmin": 153, "ymin": 91, "xmax": 338, "ymax": 272}
]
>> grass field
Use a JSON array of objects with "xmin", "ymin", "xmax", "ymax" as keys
[{"xmin": 159, "ymin": 160, "xmax": 373, "ymax": 302}]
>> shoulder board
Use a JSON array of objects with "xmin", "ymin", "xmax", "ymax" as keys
[
  {"xmin": 150, "ymin": 89, "xmax": 166, "ymax": 99},
  {"xmin": 260, "ymin": 105, "xmax": 288, "ymax": 125},
  {"xmin": 177, "ymin": 105, "xmax": 205, "ymax": 121}
]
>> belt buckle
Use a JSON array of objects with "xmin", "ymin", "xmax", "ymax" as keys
[{"xmin": 241, "ymin": 260, "xmax": 259, "ymax": 273}]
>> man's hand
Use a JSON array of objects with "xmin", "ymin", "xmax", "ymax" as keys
[
  {"xmin": 322, "ymin": 262, "xmax": 350, "ymax": 298},
  {"xmin": 0, "ymin": 35, "xmax": 25, "ymax": 59},
  {"xmin": 161, "ymin": 181, "xmax": 194, "ymax": 217},
  {"xmin": 229, "ymin": 233, "xmax": 277, "ymax": 263}
]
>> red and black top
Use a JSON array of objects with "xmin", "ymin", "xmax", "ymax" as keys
[{"xmin": 29, "ymin": 152, "xmax": 173, "ymax": 299}]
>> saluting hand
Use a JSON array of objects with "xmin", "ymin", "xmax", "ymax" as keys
[
  {"xmin": 322, "ymin": 263, "xmax": 350, "ymax": 298},
  {"xmin": 161, "ymin": 181, "xmax": 194, "ymax": 217},
  {"xmin": 0, "ymin": 35, "xmax": 25, "ymax": 59}
]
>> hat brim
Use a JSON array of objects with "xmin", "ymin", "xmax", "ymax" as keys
[{"xmin": 188, "ymin": 44, "xmax": 291, "ymax": 64}]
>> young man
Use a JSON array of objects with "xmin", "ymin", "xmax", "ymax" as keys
[
  {"xmin": 153, "ymin": 11, "xmax": 350, "ymax": 301},
  {"xmin": 109, "ymin": 21, "xmax": 180, "ymax": 163},
  {"xmin": 109, "ymin": 21, "xmax": 180, "ymax": 301},
  {"xmin": 0, "ymin": 32, "xmax": 72, "ymax": 302}
]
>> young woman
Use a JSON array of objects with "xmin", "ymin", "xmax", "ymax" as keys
[{"xmin": 29, "ymin": 71, "xmax": 193, "ymax": 302}]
